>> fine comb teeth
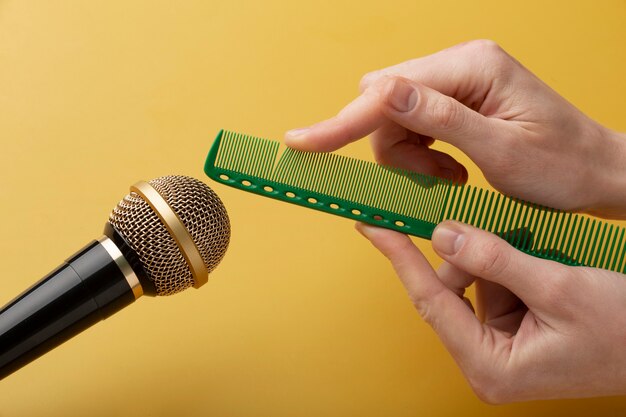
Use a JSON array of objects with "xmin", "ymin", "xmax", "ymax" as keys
[{"xmin": 204, "ymin": 129, "xmax": 626, "ymax": 274}]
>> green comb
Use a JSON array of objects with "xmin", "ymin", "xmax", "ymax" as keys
[{"xmin": 204, "ymin": 129, "xmax": 626, "ymax": 273}]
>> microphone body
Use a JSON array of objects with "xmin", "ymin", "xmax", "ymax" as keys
[
  {"xmin": 0, "ymin": 175, "xmax": 230, "ymax": 379},
  {"xmin": 0, "ymin": 226, "xmax": 143, "ymax": 379}
]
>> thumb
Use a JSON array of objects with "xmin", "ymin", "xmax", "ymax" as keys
[
  {"xmin": 431, "ymin": 220, "xmax": 564, "ymax": 304},
  {"xmin": 380, "ymin": 76, "xmax": 506, "ymax": 163}
]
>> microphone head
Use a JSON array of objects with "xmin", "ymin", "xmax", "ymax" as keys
[{"xmin": 108, "ymin": 175, "xmax": 230, "ymax": 296}]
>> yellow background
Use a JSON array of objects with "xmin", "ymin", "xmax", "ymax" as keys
[{"xmin": 1, "ymin": 0, "xmax": 625, "ymax": 415}]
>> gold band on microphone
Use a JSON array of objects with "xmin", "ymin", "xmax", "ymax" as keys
[
  {"xmin": 130, "ymin": 181, "xmax": 208, "ymax": 289},
  {"xmin": 98, "ymin": 235, "xmax": 144, "ymax": 299}
]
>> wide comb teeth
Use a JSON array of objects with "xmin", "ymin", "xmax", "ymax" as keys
[{"xmin": 214, "ymin": 131, "xmax": 280, "ymax": 179}]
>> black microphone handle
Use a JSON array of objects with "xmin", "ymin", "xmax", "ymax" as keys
[{"xmin": 0, "ymin": 228, "xmax": 145, "ymax": 379}]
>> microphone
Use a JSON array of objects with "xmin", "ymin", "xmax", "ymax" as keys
[{"xmin": 0, "ymin": 175, "xmax": 230, "ymax": 379}]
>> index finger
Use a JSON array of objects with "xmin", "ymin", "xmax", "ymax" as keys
[
  {"xmin": 284, "ymin": 86, "xmax": 387, "ymax": 152},
  {"xmin": 355, "ymin": 222, "xmax": 509, "ymax": 375}
]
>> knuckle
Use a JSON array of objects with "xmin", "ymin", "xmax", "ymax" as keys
[
  {"xmin": 411, "ymin": 296, "xmax": 431, "ymax": 322},
  {"xmin": 467, "ymin": 39, "xmax": 502, "ymax": 53},
  {"xmin": 481, "ymin": 41, "xmax": 514, "ymax": 73},
  {"xmin": 410, "ymin": 288, "xmax": 442, "ymax": 328},
  {"xmin": 429, "ymin": 97, "xmax": 460, "ymax": 130},
  {"xmin": 362, "ymin": 71, "xmax": 396, "ymax": 94},
  {"xmin": 463, "ymin": 39, "xmax": 506, "ymax": 61},
  {"xmin": 475, "ymin": 241, "xmax": 510, "ymax": 277},
  {"xmin": 377, "ymin": 73, "xmax": 400, "ymax": 90},
  {"xmin": 463, "ymin": 39, "xmax": 513, "ymax": 76},
  {"xmin": 367, "ymin": 75, "xmax": 398, "ymax": 103},
  {"xmin": 358, "ymin": 72, "xmax": 376, "ymax": 92}
]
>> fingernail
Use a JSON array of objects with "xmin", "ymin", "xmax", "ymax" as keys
[
  {"xmin": 286, "ymin": 127, "xmax": 310, "ymax": 138},
  {"xmin": 432, "ymin": 224, "xmax": 464, "ymax": 255},
  {"xmin": 388, "ymin": 78, "xmax": 418, "ymax": 112}
]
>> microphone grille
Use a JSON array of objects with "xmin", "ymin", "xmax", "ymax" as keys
[{"xmin": 108, "ymin": 175, "xmax": 230, "ymax": 296}]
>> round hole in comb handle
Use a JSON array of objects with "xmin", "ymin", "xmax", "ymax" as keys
[
  {"xmin": 330, "ymin": 203, "xmax": 340, "ymax": 210},
  {"xmin": 352, "ymin": 209, "xmax": 362, "ymax": 216},
  {"xmin": 242, "ymin": 180, "xmax": 252, "ymax": 187},
  {"xmin": 285, "ymin": 191, "xmax": 296, "ymax": 198},
  {"xmin": 219, "ymin": 174, "xmax": 229, "ymax": 181},
  {"xmin": 264, "ymin": 186, "xmax": 274, "ymax": 192},
  {"xmin": 395, "ymin": 220, "xmax": 405, "ymax": 227},
  {"xmin": 373, "ymin": 215, "xmax": 383, "ymax": 221},
  {"xmin": 307, "ymin": 197, "xmax": 318, "ymax": 204}
]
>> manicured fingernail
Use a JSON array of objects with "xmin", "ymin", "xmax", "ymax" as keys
[
  {"xmin": 432, "ymin": 224, "xmax": 464, "ymax": 255},
  {"xmin": 388, "ymin": 78, "xmax": 417, "ymax": 112},
  {"xmin": 286, "ymin": 127, "xmax": 310, "ymax": 138}
]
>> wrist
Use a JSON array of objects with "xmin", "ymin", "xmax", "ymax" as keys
[{"xmin": 586, "ymin": 128, "xmax": 626, "ymax": 219}]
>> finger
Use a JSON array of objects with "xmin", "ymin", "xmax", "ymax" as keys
[
  {"xmin": 286, "ymin": 74, "xmax": 507, "ymax": 161},
  {"xmin": 475, "ymin": 278, "xmax": 528, "ymax": 337},
  {"xmin": 407, "ymin": 131, "xmax": 436, "ymax": 148},
  {"xmin": 366, "ymin": 119, "xmax": 436, "ymax": 150},
  {"xmin": 285, "ymin": 87, "xmax": 386, "ymax": 152},
  {"xmin": 369, "ymin": 129, "xmax": 469, "ymax": 183},
  {"xmin": 436, "ymin": 261, "xmax": 475, "ymax": 297},
  {"xmin": 437, "ymin": 262, "xmax": 527, "ymax": 332},
  {"xmin": 431, "ymin": 220, "xmax": 567, "ymax": 305},
  {"xmin": 287, "ymin": 40, "xmax": 516, "ymax": 154},
  {"xmin": 284, "ymin": 78, "xmax": 443, "ymax": 153},
  {"xmin": 475, "ymin": 279, "xmax": 523, "ymax": 324},
  {"xmin": 378, "ymin": 76, "xmax": 508, "ymax": 164},
  {"xmin": 363, "ymin": 122, "xmax": 468, "ymax": 182},
  {"xmin": 437, "ymin": 262, "xmax": 476, "ymax": 313},
  {"xmin": 355, "ymin": 222, "xmax": 486, "ymax": 365},
  {"xmin": 285, "ymin": 74, "xmax": 506, "ymax": 167}
]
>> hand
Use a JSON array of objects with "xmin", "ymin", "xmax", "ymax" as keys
[
  {"xmin": 285, "ymin": 40, "xmax": 626, "ymax": 402},
  {"xmin": 285, "ymin": 40, "xmax": 626, "ymax": 219},
  {"xmin": 356, "ymin": 220, "xmax": 626, "ymax": 403}
]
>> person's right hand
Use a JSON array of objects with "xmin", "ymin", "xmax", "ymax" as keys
[
  {"xmin": 355, "ymin": 220, "xmax": 626, "ymax": 403},
  {"xmin": 284, "ymin": 40, "xmax": 626, "ymax": 403},
  {"xmin": 285, "ymin": 40, "xmax": 626, "ymax": 219}
]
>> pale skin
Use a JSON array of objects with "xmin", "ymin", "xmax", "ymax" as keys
[{"xmin": 285, "ymin": 40, "xmax": 626, "ymax": 403}]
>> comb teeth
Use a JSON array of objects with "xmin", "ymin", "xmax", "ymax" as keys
[
  {"xmin": 205, "ymin": 130, "xmax": 626, "ymax": 274},
  {"xmin": 215, "ymin": 131, "xmax": 280, "ymax": 179},
  {"xmin": 272, "ymin": 148, "xmax": 451, "ymax": 224},
  {"xmin": 441, "ymin": 185, "xmax": 626, "ymax": 270}
]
